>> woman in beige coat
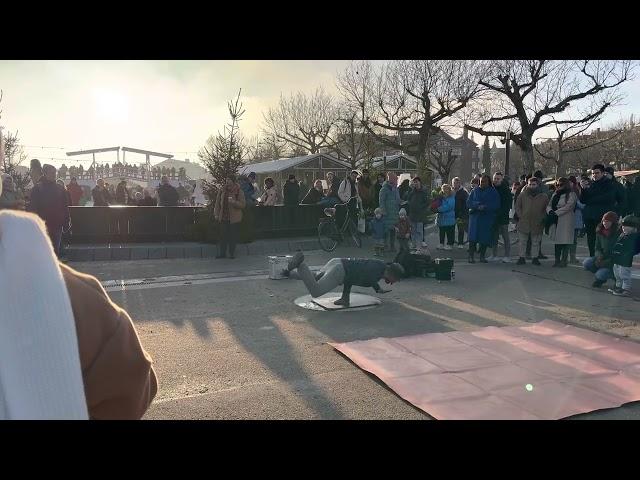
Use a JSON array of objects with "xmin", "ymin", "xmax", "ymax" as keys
[{"xmin": 546, "ymin": 177, "xmax": 577, "ymax": 268}]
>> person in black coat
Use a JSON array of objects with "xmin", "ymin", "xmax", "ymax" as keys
[
  {"xmin": 373, "ymin": 173, "xmax": 386, "ymax": 210},
  {"xmin": 490, "ymin": 172, "xmax": 514, "ymax": 261},
  {"xmin": 604, "ymin": 166, "xmax": 628, "ymax": 217},
  {"xmin": 581, "ymin": 164, "xmax": 617, "ymax": 257},
  {"xmin": 301, "ymin": 179, "xmax": 325, "ymax": 205},
  {"xmin": 157, "ymin": 176, "xmax": 179, "ymax": 206},
  {"xmin": 283, "ymin": 174, "xmax": 301, "ymax": 206}
]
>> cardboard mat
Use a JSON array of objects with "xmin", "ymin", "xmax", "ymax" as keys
[{"xmin": 329, "ymin": 320, "xmax": 640, "ymax": 419}]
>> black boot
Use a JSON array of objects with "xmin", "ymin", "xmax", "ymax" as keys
[
  {"xmin": 560, "ymin": 246, "xmax": 569, "ymax": 267},
  {"xmin": 553, "ymin": 245, "xmax": 562, "ymax": 267},
  {"xmin": 468, "ymin": 250, "xmax": 475, "ymax": 264},
  {"xmin": 334, "ymin": 297, "xmax": 350, "ymax": 307},
  {"xmin": 517, "ymin": 257, "xmax": 526, "ymax": 265}
]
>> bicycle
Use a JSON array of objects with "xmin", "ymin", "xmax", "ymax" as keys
[{"xmin": 317, "ymin": 197, "xmax": 362, "ymax": 252}]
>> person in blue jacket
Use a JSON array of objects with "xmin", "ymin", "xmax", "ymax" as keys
[
  {"xmin": 467, "ymin": 174, "xmax": 500, "ymax": 263},
  {"xmin": 436, "ymin": 184, "xmax": 456, "ymax": 250}
]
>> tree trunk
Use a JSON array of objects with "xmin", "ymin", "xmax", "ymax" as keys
[
  {"xmin": 555, "ymin": 148, "xmax": 566, "ymax": 178},
  {"xmin": 416, "ymin": 132, "xmax": 429, "ymax": 180},
  {"xmin": 521, "ymin": 137, "xmax": 535, "ymax": 175}
]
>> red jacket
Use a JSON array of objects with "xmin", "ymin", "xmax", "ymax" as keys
[{"xmin": 67, "ymin": 182, "xmax": 84, "ymax": 206}]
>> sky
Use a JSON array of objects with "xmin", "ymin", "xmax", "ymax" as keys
[{"xmin": 1, "ymin": 60, "xmax": 639, "ymax": 168}]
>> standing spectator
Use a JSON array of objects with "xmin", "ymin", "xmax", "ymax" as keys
[
  {"xmin": 436, "ymin": 184, "xmax": 456, "ymax": 250},
  {"xmin": 28, "ymin": 164, "xmax": 70, "ymax": 257},
  {"xmin": 319, "ymin": 171, "xmax": 340, "ymax": 207},
  {"xmin": 283, "ymin": 174, "xmax": 301, "ymax": 206},
  {"xmin": 239, "ymin": 172, "xmax": 258, "ymax": 206},
  {"xmin": 526, "ymin": 170, "xmax": 551, "ymax": 260},
  {"xmin": 357, "ymin": 169, "xmax": 373, "ymax": 209},
  {"xmin": 371, "ymin": 208, "xmax": 386, "ymax": 256},
  {"xmin": 583, "ymin": 211, "xmax": 619, "ymax": 288},
  {"xmin": 301, "ymin": 179, "xmax": 325, "ymax": 205},
  {"xmin": 631, "ymin": 176, "xmax": 640, "ymax": 216},
  {"xmin": 338, "ymin": 170, "xmax": 360, "ymax": 226},
  {"xmin": 259, "ymin": 177, "xmax": 279, "ymax": 206},
  {"xmin": 405, "ymin": 176, "xmax": 429, "ymax": 248},
  {"xmin": 395, "ymin": 208, "xmax": 412, "ymax": 253},
  {"xmin": 581, "ymin": 164, "xmax": 616, "ymax": 257},
  {"xmin": 488, "ymin": 172, "xmax": 513, "ymax": 263},
  {"xmin": 379, "ymin": 171, "xmax": 401, "ymax": 253},
  {"xmin": 213, "ymin": 175, "xmax": 246, "ymax": 259},
  {"xmin": 157, "ymin": 176, "xmax": 179, "ymax": 206},
  {"xmin": 0, "ymin": 173, "xmax": 26, "ymax": 210},
  {"xmin": 115, "ymin": 179, "xmax": 129, "ymax": 205},
  {"xmin": 514, "ymin": 176, "xmax": 549, "ymax": 266},
  {"xmin": 338, "ymin": 170, "xmax": 359, "ymax": 203},
  {"xmin": 67, "ymin": 177, "xmax": 84, "ymax": 206},
  {"xmin": 546, "ymin": 177, "xmax": 577, "ymax": 268},
  {"xmin": 469, "ymin": 176, "xmax": 480, "ymax": 191},
  {"xmin": 134, "ymin": 191, "xmax": 143, "ymax": 205},
  {"xmin": 608, "ymin": 215, "xmax": 640, "ymax": 296},
  {"xmin": 604, "ymin": 166, "xmax": 628, "ymax": 217},
  {"xmin": 92, "ymin": 178, "xmax": 111, "ymax": 206},
  {"xmin": 283, "ymin": 174, "xmax": 300, "ymax": 226},
  {"xmin": 399, "ymin": 178, "xmax": 411, "ymax": 200},
  {"xmin": 453, "ymin": 177, "xmax": 469, "ymax": 249},
  {"xmin": 57, "ymin": 179, "xmax": 72, "ymax": 206},
  {"xmin": 373, "ymin": 173, "xmax": 386, "ymax": 210},
  {"xmin": 30, "ymin": 158, "xmax": 43, "ymax": 185},
  {"xmin": 569, "ymin": 176, "xmax": 586, "ymax": 264},
  {"xmin": 139, "ymin": 189, "xmax": 157, "ymax": 206},
  {"xmin": 467, "ymin": 175, "xmax": 500, "ymax": 263}
]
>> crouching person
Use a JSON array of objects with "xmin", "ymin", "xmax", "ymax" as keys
[
  {"xmin": 282, "ymin": 252, "xmax": 404, "ymax": 307},
  {"xmin": 608, "ymin": 215, "xmax": 640, "ymax": 297}
]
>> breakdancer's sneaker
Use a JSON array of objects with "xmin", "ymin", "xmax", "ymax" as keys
[
  {"xmin": 334, "ymin": 298, "xmax": 350, "ymax": 307},
  {"xmin": 288, "ymin": 251, "xmax": 305, "ymax": 271}
]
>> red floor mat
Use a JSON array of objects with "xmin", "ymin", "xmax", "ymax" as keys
[{"xmin": 329, "ymin": 320, "xmax": 640, "ymax": 420}]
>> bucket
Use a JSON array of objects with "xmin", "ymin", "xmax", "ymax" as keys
[
  {"xmin": 434, "ymin": 258, "xmax": 454, "ymax": 281},
  {"xmin": 268, "ymin": 255, "xmax": 292, "ymax": 280}
]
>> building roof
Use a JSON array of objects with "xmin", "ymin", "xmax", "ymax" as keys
[
  {"xmin": 370, "ymin": 153, "xmax": 416, "ymax": 169},
  {"xmin": 241, "ymin": 153, "xmax": 351, "ymax": 175}
]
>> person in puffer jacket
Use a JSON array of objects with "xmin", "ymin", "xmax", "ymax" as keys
[{"xmin": 436, "ymin": 184, "xmax": 456, "ymax": 250}]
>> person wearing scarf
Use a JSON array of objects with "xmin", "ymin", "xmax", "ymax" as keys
[
  {"xmin": 514, "ymin": 176, "xmax": 549, "ymax": 265},
  {"xmin": 214, "ymin": 175, "xmax": 246, "ymax": 259},
  {"xmin": 583, "ymin": 211, "xmax": 619, "ymax": 288},
  {"xmin": 546, "ymin": 177, "xmax": 577, "ymax": 268},
  {"xmin": 357, "ymin": 169, "xmax": 373, "ymax": 209}
]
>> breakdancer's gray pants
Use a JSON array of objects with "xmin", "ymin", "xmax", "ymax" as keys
[{"xmin": 289, "ymin": 258, "xmax": 346, "ymax": 298}]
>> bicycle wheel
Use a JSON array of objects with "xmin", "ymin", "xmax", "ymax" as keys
[
  {"xmin": 318, "ymin": 219, "xmax": 339, "ymax": 252},
  {"xmin": 348, "ymin": 219, "xmax": 362, "ymax": 248}
]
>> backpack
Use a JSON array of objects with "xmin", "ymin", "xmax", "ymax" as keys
[{"xmin": 430, "ymin": 197, "xmax": 442, "ymax": 213}]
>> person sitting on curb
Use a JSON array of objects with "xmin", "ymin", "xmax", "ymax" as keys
[
  {"xmin": 282, "ymin": 252, "xmax": 404, "ymax": 307},
  {"xmin": 583, "ymin": 211, "xmax": 619, "ymax": 288}
]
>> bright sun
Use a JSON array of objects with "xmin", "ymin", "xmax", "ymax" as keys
[{"xmin": 91, "ymin": 87, "xmax": 129, "ymax": 121}]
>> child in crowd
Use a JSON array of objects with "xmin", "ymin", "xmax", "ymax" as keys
[
  {"xmin": 371, "ymin": 207, "xmax": 386, "ymax": 257},
  {"xmin": 608, "ymin": 215, "xmax": 640, "ymax": 297},
  {"xmin": 395, "ymin": 208, "xmax": 412, "ymax": 254},
  {"xmin": 583, "ymin": 211, "xmax": 619, "ymax": 288}
]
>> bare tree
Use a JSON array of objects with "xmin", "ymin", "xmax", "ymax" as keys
[
  {"xmin": 1, "ymin": 91, "xmax": 32, "ymax": 193},
  {"xmin": 262, "ymin": 87, "xmax": 338, "ymax": 155},
  {"xmin": 467, "ymin": 60, "xmax": 633, "ymax": 175},
  {"xmin": 427, "ymin": 134, "xmax": 458, "ymax": 183},
  {"xmin": 328, "ymin": 104, "xmax": 378, "ymax": 169},
  {"xmin": 534, "ymin": 120, "xmax": 621, "ymax": 177},
  {"xmin": 337, "ymin": 60, "xmax": 488, "ymax": 180},
  {"xmin": 199, "ymin": 90, "xmax": 248, "ymax": 197}
]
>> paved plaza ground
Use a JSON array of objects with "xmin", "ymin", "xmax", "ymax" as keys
[{"xmin": 69, "ymin": 230, "xmax": 640, "ymax": 420}]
